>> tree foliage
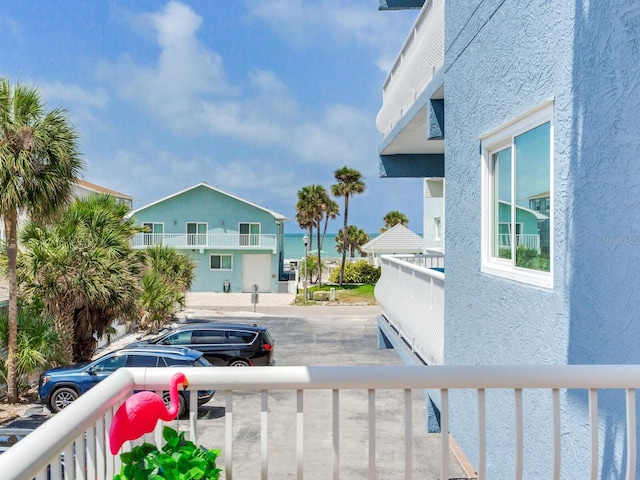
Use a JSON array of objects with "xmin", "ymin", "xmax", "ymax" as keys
[
  {"xmin": 331, "ymin": 166, "xmax": 365, "ymax": 286},
  {"xmin": 381, "ymin": 210, "xmax": 409, "ymax": 232},
  {"xmin": 0, "ymin": 306, "xmax": 64, "ymax": 395},
  {"xmin": 328, "ymin": 260, "xmax": 380, "ymax": 284},
  {"xmin": 139, "ymin": 245, "xmax": 196, "ymax": 332},
  {"xmin": 295, "ymin": 185, "xmax": 336, "ymax": 285},
  {"xmin": 17, "ymin": 194, "xmax": 144, "ymax": 362},
  {"xmin": 334, "ymin": 225, "xmax": 369, "ymax": 258},
  {"xmin": 0, "ymin": 78, "xmax": 83, "ymax": 402}
]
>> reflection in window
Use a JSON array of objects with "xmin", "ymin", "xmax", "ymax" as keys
[
  {"xmin": 491, "ymin": 122, "xmax": 550, "ymax": 272},
  {"xmin": 211, "ymin": 254, "xmax": 232, "ymax": 270}
]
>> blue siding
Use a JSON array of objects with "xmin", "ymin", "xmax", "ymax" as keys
[
  {"xmin": 130, "ymin": 184, "xmax": 285, "ymax": 293},
  {"xmin": 444, "ymin": 1, "xmax": 640, "ymax": 477}
]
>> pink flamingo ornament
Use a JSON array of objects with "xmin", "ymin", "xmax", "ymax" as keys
[{"xmin": 109, "ymin": 372, "xmax": 187, "ymax": 454}]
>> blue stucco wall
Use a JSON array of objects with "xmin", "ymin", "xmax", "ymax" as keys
[
  {"xmin": 444, "ymin": 0, "xmax": 640, "ymax": 478},
  {"xmin": 131, "ymin": 185, "xmax": 283, "ymax": 293}
]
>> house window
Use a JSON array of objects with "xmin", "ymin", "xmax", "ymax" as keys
[
  {"xmin": 187, "ymin": 222, "xmax": 207, "ymax": 246},
  {"xmin": 143, "ymin": 222, "xmax": 163, "ymax": 245},
  {"xmin": 481, "ymin": 101, "xmax": 553, "ymax": 288},
  {"xmin": 239, "ymin": 223, "xmax": 260, "ymax": 246},
  {"xmin": 210, "ymin": 254, "xmax": 232, "ymax": 270}
]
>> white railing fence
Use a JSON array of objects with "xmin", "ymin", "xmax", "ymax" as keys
[
  {"xmin": 375, "ymin": 0, "xmax": 445, "ymax": 136},
  {"xmin": 498, "ymin": 233, "xmax": 541, "ymax": 251},
  {"xmin": 1, "ymin": 366, "xmax": 640, "ymax": 480},
  {"xmin": 375, "ymin": 254, "xmax": 445, "ymax": 365},
  {"xmin": 131, "ymin": 233, "xmax": 278, "ymax": 251}
]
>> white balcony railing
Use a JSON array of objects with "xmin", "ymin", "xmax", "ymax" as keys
[
  {"xmin": 2, "ymin": 365, "xmax": 640, "ymax": 479},
  {"xmin": 375, "ymin": 254, "xmax": 445, "ymax": 365},
  {"xmin": 376, "ymin": 0, "xmax": 445, "ymax": 137},
  {"xmin": 131, "ymin": 233, "xmax": 278, "ymax": 252},
  {"xmin": 498, "ymin": 233, "xmax": 541, "ymax": 252}
]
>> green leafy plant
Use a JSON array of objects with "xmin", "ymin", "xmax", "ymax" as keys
[
  {"xmin": 114, "ymin": 426, "xmax": 221, "ymax": 480},
  {"xmin": 328, "ymin": 260, "xmax": 380, "ymax": 284}
]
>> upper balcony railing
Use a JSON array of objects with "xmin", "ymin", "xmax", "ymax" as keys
[
  {"xmin": 375, "ymin": 253, "xmax": 445, "ymax": 365},
  {"xmin": 376, "ymin": 0, "xmax": 445, "ymax": 137},
  {"xmin": 2, "ymin": 365, "xmax": 639, "ymax": 479},
  {"xmin": 131, "ymin": 233, "xmax": 278, "ymax": 252}
]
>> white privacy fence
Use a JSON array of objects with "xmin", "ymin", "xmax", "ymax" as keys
[
  {"xmin": 1, "ymin": 366, "xmax": 640, "ymax": 480},
  {"xmin": 375, "ymin": 254, "xmax": 445, "ymax": 365}
]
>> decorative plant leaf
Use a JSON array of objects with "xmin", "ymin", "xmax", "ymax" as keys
[{"xmin": 116, "ymin": 426, "xmax": 221, "ymax": 480}]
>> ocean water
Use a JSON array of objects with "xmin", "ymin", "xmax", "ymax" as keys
[{"xmin": 284, "ymin": 233, "xmax": 378, "ymax": 260}]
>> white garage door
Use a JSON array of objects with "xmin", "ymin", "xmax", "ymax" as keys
[{"xmin": 242, "ymin": 254, "xmax": 272, "ymax": 292}]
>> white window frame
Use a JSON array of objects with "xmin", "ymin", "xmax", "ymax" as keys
[
  {"xmin": 142, "ymin": 222, "xmax": 164, "ymax": 246},
  {"xmin": 480, "ymin": 100, "xmax": 554, "ymax": 289},
  {"xmin": 238, "ymin": 222, "xmax": 261, "ymax": 246},
  {"xmin": 186, "ymin": 222, "xmax": 208, "ymax": 246},
  {"xmin": 210, "ymin": 254, "xmax": 233, "ymax": 271}
]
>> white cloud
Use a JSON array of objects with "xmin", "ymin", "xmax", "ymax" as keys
[
  {"xmin": 109, "ymin": 1, "xmax": 231, "ymax": 135},
  {"xmin": 38, "ymin": 81, "xmax": 109, "ymax": 109}
]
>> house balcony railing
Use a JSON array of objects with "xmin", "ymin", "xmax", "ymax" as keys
[
  {"xmin": 375, "ymin": 0, "xmax": 445, "ymax": 137},
  {"xmin": 131, "ymin": 233, "xmax": 278, "ymax": 253},
  {"xmin": 375, "ymin": 253, "xmax": 445, "ymax": 366},
  {"xmin": 2, "ymin": 365, "xmax": 640, "ymax": 479},
  {"xmin": 498, "ymin": 233, "xmax": 541, "ymax": 252}
]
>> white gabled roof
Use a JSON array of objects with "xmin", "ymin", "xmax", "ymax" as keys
[
  {"xmin": 127, "ymin": 182, "xmax": 288, "ymax": 221},
  {"xmin": 362, "ymin": 224, "xmax": 424, "ymax": 254}
]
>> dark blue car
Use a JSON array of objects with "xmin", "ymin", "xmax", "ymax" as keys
[{"xmin": 38, "ymin": 346, "xmax": 214, "ymax": 417}]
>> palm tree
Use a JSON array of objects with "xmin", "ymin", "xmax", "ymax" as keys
[
  {"xmin": 140, "ymin": 245, "xmax": 196, "ymax": 332},
  {"xmin": 295, "ymin": 185, "xmax": 334, "ymax": 285},
  {"xmin": 381, "ymin": 210, "xmax": 409, "ymax": 232},
  {"xmin": 0, "ymin": 308, "xmax": 64, "ymax": 394},
  {"xmin": 0, "ymin": 78, "xmax": 82, "ymax": 402},
  {"xmin": 18, "ymin": 194, "xmax": 143, "ymax": 362},
  {"xmin": 335, "ymin": 225, "xmax": 370, "ymax": 258},
  {"xmin": 331, "ymin": 166, "xmax": 365, "ymax": 286}
]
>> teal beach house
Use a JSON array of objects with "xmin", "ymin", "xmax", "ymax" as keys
[{"xmin": 127, "ymin": 183, "xmax": 288, "ymax": 293}]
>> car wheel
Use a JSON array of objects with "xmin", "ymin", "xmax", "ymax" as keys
[
  {"xmin": 50, "ymin": 387, "xmax": 79, "ymax": 413},
  {"xmin": 163, "ymin": 392, "xmax": 187, "ymax": 419},
  {"xmin": 228, "ymin": 359, "xmax": 250, "ymax": 367}
]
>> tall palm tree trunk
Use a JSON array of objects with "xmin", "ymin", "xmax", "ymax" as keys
[
  {"xmin": 339, "ymin": 196, "xmax": 349, "ymax": 286},
  {"xmin": 4, "ymin": 211, "xmax": 19, "ymax": 403}
]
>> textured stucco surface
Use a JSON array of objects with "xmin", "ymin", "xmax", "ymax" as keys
[{"xmin": 443, "ymin": 0, "xmax": 640, "ymax": 478}]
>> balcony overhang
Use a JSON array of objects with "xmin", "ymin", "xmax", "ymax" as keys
[
  {"xmin": 378, "ymin": 77, "xmax": 445, "ymax": 178},
  {"xmin": 378, "ymin": 0, "xmax": 425, "ymax": 10}
]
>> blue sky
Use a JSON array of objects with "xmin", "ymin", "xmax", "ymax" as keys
[{"xmin": 1, "ymin": 1, "xmax": 421, "ymax": 234}]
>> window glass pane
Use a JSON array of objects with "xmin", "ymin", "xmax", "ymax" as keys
[
  {"xmin": 198, "ymin": 223, "xmax": 207, "ymax": 234},
  {"xmin": 221, "ymin": 255, "xmax": 232, "ymax": 269},
  {"xmin": 514, "ymin": 122, "xmax": 550, "ymax": 272},
  {"xmin": 94, "ymin": 354, "xmax": 127, "ymax": 373},
  {"xmin": 492, "ymin": 148, "xmax": 512, "ymax": 259},
  {"xmin": 164, "ymin": 331, "xmax": 192, "ymax": 345},
  {"xmin": 153, "ymin": 224, "xmax": 163, "ymax": 234},
  {"xmin": 127, "ymin": 355, "xmax": 159, "ymax": 367},
  {"xmin": 239, "ymin": 223, "xmax": 249, "ymax": 235},
  {"xmin": 250, "ymin": 224, "xmax": 260, "ymax": 235},
  {"xmin": 211, "ymin": 256, "xmax": 221, "ymax": 269},
  {"xmin": 187, "ymin": 223, "xmax": 196, "ymax": 234}
]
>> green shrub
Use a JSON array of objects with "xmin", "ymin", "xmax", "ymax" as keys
[
  {"xmin": 115, "ymin": 426, "xmax": 221, "ymax": 480},
  {"xmin": 329, "ymin": 260, "xmax": 380, "ymax": 284}
]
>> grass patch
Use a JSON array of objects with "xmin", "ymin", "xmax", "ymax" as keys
[{"xmin": 296, "ymin": 283, "xmax": 377, "ymax": 305}]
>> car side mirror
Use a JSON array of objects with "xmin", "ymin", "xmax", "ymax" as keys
[{"xmin": 86, "ymin": 367, "xmax": 96, "ymax": 375}]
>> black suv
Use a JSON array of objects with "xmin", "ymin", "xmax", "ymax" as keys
[
  {"xmin": 39, "ymin": 346, "xmax": 215, "ymax": 417},
  {"xmin": 129, "ymin": 322, "xmax": 275, "ymax": 367}
]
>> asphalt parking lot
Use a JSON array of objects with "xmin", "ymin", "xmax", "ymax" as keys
[
  {"xmin": 8, "ymin": 298, "xmax": 472, "ymax": 479},
  {"xmin": 172, "ymin": 306, "xmax": 472, "ymax": 480}
]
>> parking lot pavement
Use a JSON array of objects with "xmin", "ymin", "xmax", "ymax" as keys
[
  {"xmin": 173, "ymin": 309, "xmax": 473, "ymax": 480},
  {"xmin": 12, "ymin": 303, "xmax": 473, "ymax": 479}
]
